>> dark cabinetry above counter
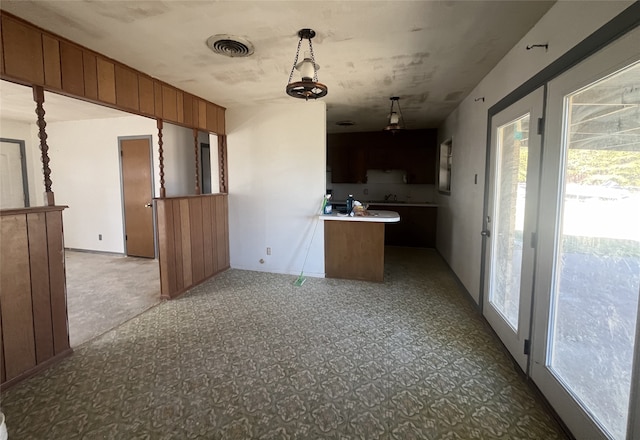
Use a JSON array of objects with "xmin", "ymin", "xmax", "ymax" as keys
[{"xmin": 327, "ymin": 129, "xmax": 437, "ymax": 184}]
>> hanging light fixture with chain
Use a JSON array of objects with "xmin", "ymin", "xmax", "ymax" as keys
[
  {"xmin": 286, "ymin": 29, "xmax": 328, "ymax": 100},
  {"xmin": 384, "ymin": 96, "xmax": 405, "ymax": 132}
]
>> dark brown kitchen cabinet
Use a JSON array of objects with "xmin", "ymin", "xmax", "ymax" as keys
[
  {"xmin": 327, "ymin": 144, "xmax": 367, "ymax": 183},
  {"xmin": 327, "ymin": 129, "xmax": 437, "ymax": 184},
  {"xmin": 369, "ymin": 205, "xmax": 437, "ymax": 247}
]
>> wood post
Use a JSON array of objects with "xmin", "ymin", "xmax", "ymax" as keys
[
  {"xmin": 193, "ymin": 128, "xmax": 201, "ymax": 195},
  {"xmin": 32, "ymin": 86, "xmax": 55, "ymax": 206},
  {"xmin": 218, "ymin": 135, "xmax": 228, "ymax": 193},
  {"xmin": 157, "ymin": 119, "xmax": 166, "ymax": 198}
]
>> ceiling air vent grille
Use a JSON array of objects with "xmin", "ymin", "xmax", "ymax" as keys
[{"xmin": 206, "ymin": 35, "xmax": 254, "ymax": 57}]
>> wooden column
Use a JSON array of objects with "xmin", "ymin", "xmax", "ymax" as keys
[
  {"xmin": 193, "ymin": 128, "xmax": 201, "ymax": 195},
  {"xmin": 157, "ymin": 119, "xmax": 166, "ymax": 198},
  {"xmin": 32, "ymin": 86, "xmax": 55, "ymax": 206},
  {"xmin": 218, "ymin": 135, "xmax": 228, "ymax": 193}
]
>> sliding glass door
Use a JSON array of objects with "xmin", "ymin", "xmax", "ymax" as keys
[{"xmin": 531, "ymin": 28, "xmax": 640, "ymax": 440}]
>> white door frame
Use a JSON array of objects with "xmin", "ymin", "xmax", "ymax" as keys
[
  {"xmin": 482, "ymin": 87, "xmax": 544, "ymax": 374},
  {"xmin": 0, "ymin": 137, "xmax": 30, "ymax": 208},
  {"xmin": 530, "ymin": 28, "xmax": 640, "ymax": 440}
]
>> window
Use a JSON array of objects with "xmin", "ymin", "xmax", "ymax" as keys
[{"xmin": 438, "ymin": 138, "xmax": 452, "ymax": 194}]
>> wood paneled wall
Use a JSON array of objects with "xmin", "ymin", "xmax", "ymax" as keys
[
  {"xmin": 156, "ymin": 194, "xmax": 230, "ymax": 299},
  {"xmin": 0, "ymin": 206, "xmax": 71, "ymax": 390},
  {"xmin": 0, "ymin": 12, "xmax": 226, "ymax": 135}
]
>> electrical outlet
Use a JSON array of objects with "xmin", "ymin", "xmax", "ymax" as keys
[
  {"xmin": 266, "ymin": 247, "xmax": 271, "ymax": 255},
  {"xmin": 98, "ymin": 234, "xmax": 102, "ymax": 241},
  {"xmin": 363, "ymin": 188, "xmax": 369, "ymax": 195}
]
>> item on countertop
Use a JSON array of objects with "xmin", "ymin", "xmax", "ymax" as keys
[
  {"xmin": 346, "ymin": 194, "xmax": 354, "ymax": 215},
  {"xmin": 323, "ymin": 194, "xmax": 332, "ymax": 214},
  {"xmin": 353, "ymin": 202, "xmax": 368, "ymax": 216}
]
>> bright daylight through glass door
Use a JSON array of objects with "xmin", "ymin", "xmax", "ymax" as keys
[
  {"xmin": 548, "ymin": 61, "xmax": 640, "ymax": 440},
  {"xmin": 490, "ymin": 115, "xmax": 530, "ymax": 330}
]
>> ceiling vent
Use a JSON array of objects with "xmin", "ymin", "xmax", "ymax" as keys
[{"xmin": 206, "ymin": 34, "xmax": 254, "ymax": 57}]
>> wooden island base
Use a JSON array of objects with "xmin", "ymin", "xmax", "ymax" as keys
[{"xmin": 324, "ymin": 221, "xmax": 385, "ymax": 282}]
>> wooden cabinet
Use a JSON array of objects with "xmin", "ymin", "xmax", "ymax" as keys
[
  {"xmin": 369, "ymin": 205, "xmax": 437, "ymax": 247},
  {"xmin": 327, "ymin": 129, "xmax": 437, "ymax": 184},
  {"xmin": 327, "ymin": 142, "xmax": 367, "ymax": 183}
]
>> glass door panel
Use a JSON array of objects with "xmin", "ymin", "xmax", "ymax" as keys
[
  {"xmin": 490, "ymin": 114, "xmax": 530, "ymax": 330},
  {"xmin": 548, "ymin": 60, "xmax": 640, "ymax": 440},
  {"xmin": 483, "ymin": 87, "xmax": 543, "ymax": 373}
]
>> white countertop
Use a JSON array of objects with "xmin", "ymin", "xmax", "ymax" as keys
[
  {"xmin": 366, "ymin": 202, "xmax": 438, "ymax": 207},
  {"xmin": 320, "ymin": 209, "xmax": 400, "ymax": 223},
  {"xmin": 331, "ymin": 201, "xmax": 437, "ymax": 208}
]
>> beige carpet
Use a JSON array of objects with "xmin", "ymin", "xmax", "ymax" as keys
[
  {"xmin": 1, "ymin": 248, "xmax": 568, "ymax": 439},
  {"xmin": 65, "ymin": 250, "xmax": 161, "ymax": 347}
]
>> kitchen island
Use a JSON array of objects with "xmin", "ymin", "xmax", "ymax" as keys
[{"xmin": 321, "ymin": 210, "xmax": 400, "ymax": 282}]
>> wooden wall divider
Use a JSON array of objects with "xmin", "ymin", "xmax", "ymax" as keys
[
  {"xmin": 0, "ymin": 206, "xmax": 72, "ymax": 390},
  {"xmin": 156, "ymin": 194, "xmax": 230, "ymax": 299},
  {"xmin": 0, "ymin": 11, "xmax": 226, "ymax": 135},
  {"xmin": 0, "ymin": 10, "xmax": 232, "ymax": 390}
]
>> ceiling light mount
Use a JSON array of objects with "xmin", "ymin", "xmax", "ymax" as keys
[
  {"xmin": 384, "ymin": 96, "xmax": 405, "ymax": 133},
  {"xmin": 286, "ymin": 28, "xmax": 328, "ymax": 100}
]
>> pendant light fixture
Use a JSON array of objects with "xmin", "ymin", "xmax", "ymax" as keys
[
  {"xmin": 384, "ymin": 96, "xmax": 405, "ymax": 132},
  {"xmin": 285, "ymin": 29, "xmax": 328, "ymax": 100}
]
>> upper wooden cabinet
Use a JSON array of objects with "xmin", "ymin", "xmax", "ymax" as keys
[
  {"xmin": 327, "ymin": 129, "xmax": 437, "ymax": 184},
  {"xmin": 0, "ymin": 12, "xmax": 226, "ymax": 135}
]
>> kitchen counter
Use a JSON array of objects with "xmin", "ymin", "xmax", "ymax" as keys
[
  {"xmin": 366, "ymin": 201, "xmax": 437, "ymax": 207},
  {"xmin": 320, "ymin": 209, "xmax": 400, "ymax": 222},
  {"xmin": 331, "ymin": 200, "xmax": 437, "ymax": 207},
  {"xmin": 322, "ymin": 209, "xmax": 399, "ymax": 283}
]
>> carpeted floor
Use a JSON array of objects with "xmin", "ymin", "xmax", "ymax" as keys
[
  {"xmin": 1, "ymin": 248, "xmax": 568, "ymax": 439},
  {"xmin": 65, "ymin": 250, "xmax": 161, "ymax": 347}
]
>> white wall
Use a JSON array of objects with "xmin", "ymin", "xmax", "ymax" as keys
[
  {"xmin": 163, "ymin": 123, "xmax": 198, "ymax": 197},
  {"xmin": 47, "ymin": 116, "xmax": 155, "ymax": 252},
  {"xmin": 436, "ymin": 1, "xmax": 634, "ymax": 303},
  {"xmin": 227, "ymin": 101, "xmax": 326, "ymax": 277},
  {"xmin": 44, "ymin": 115, "xmax": 197, "ymax": 253},
  {"xmin": 0, "ymin": 119, "xmax": 41, "ymax": 206}
]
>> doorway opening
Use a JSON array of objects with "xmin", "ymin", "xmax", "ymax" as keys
[{"xmin": 0, "ymin": 80, "xmax": 162, "ymax": 347}]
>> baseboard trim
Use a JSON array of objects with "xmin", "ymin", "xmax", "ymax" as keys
[
  {"xmin": 163, "ymin": 266, "xmax": 231, "ymax": 300},
  {"xmin": 65, "ymin": 248, "xmax": 126, "ymax": 257},
  {"xmin": 1, "ymin": 348, "xmax": 73, "ymax": 391}
]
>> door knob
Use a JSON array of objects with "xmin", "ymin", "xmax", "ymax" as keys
[
  {"xmin": 144, "ymin": 203, "xmax": 152, "ymax": 208},
  {"xmin": 481, "ymin": 230, "xmax": 491, "ymax": 237}
]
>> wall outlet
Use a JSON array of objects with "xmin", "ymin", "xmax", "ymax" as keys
[
  {"xmin": 98, "ymin": 234, "xmax": 102, "ymax": 241},
  {"xmin": 266, "ymin": 247, "xmax": 271, "ymax": 255},
  {"xmin": 363, "ymin": 188, "xmax": 369, "ymax": 195}
]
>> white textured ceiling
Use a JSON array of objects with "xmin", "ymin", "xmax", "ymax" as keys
[{"xmin": 0, "ymin": 0, "xmax": 556, "ymax": 132}]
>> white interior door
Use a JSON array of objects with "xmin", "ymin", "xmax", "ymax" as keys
[
  {"xmin": 531, "ymin": 28, "xmax": 640, "ymax": 440},
  {"xmin": 483, "ymin": 87, "xmax": 544, "ymax": 373},
  {"xmin": 0, "ymin": 140, "xmax": 27, "ymax": 209}
]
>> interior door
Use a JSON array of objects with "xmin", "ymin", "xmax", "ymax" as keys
[
  {"xmin": 483, "ymin": 87, "xmax": 544, "ymax": 373},
  {"xmin": 531, "ymin": 28, "xmax": 639, "ymax": 440},
  {"xmin": 120, "ymin": 137, "xmax": 155, "ymax": 258},
  {"xmin": 0, "ymin": 139, "xmax": 28, "ymax": 209}
]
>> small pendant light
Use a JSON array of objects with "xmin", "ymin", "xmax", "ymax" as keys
[
  {"xmin": 384, "ymin": 97, "xmax": 405, "ymax": 132},
  {"xmin": 285, "ymin": 29, "xmax": 328, "ymax": 100}
]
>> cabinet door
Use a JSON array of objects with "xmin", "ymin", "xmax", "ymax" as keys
[
  {"xmin": 328, "ymin": 145, "xmax": 350, "ymax": 183},
  {"xmin": 329, "ymin": 145, "xmax": 367, "ymax": 183},
  {"xmin": 405, "ymin": 147, "xmax": 432, "ymax": 184}
]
